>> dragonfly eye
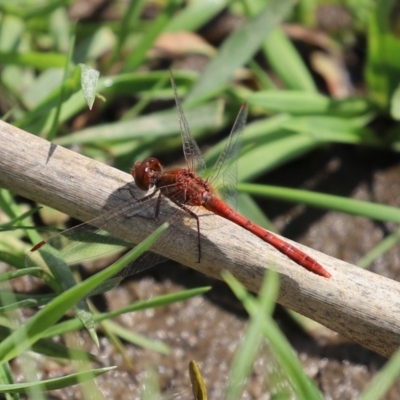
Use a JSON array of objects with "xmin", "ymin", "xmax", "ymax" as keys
[
  {"xmin": 131, "ymin": 157, "xmax": 163, "ymax": 191},
  {"xmin": 131, "ymin": 160, "xmax": 148, "ymax": 190}
]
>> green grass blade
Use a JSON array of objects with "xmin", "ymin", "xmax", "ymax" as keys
[
  {"xmin": 122, "ymin": 1, "xmax": 182, "ymax": 71},
  {"xmin": 357, "ymin": 227, "xmax": 400, "ymax": 268},
  {"xmin": 0, "ymin": 326, "xmax": 96, "ymax": 361},
  {"xmin": 0, "ymin": 362, "xmax": 15, "ymax": 393},
  {"xmin": 223, "ymin": 270, "xmax": 279, "ymax": 400},
  {"xmin": 109, "ymin": 0, "xmax": 146, "ymax": 67},
  {"xmin": 0, "ymin": 52, "xmax": 66, "ymax": 69},
  {"xmin": 224, "ymin": 271, "xmax": 323, "ymax": 400},
  {"xmin": 238, "ymin": 132, "xmax": 319, "ymax": 182},
  {"xmin": 248, "ymin": 59, "xmax": 277, "ymax": 90},
  {"xmin": 73, "ymin": 27, "xmax": 115, "ymax": 63},
  {"xmin": 365, "ymin": 0, "xmax": 400, "ymax": 109},
  {"xmin": 263, "ymin": 28, "xmax": 316, "ymax": 91},
  {"xmin": 0, "ymin": 207, "xmax": 42, "ymax": 229},
  {"xmin": 244, "ymin": 0, "xmax": 316, "ymax": 91},
  {"xmin": 0, "ymin": 223, "xmax": 169, "ymax": 363},
  {"xmin": 102, "ymin": 320, "xmax": 170, "ymax": 355},
  {"xmin": 46, "ymin": 29, "xmax": 75, "ymax": 141},
  {"xmin": 185, "ymin": 0, "xmax": 296, "ymax": 106},
  {"xmin": 55, "ymin": 100, "xmax": 223, "ymax": 146},
  {"xmin": 0, "ymin": 189, "xmax": 42, "ymax": 246},
  {"xmin": 17, "ymin": 71, "xmax": 195, "ymax": 135},
  {"xmin": 166, "ymin": 0, "xmax": 228, "ymax": 32},
  {"xmin": 0, "ymin": 0, "xmax": 67, "ymax": 20},
  {"xmin": 43, "ymin": 287, "xmax": 210, "ymax": 339},
  {"xmin": 140, "ymin": 368, "xmax": 160, "ymax": 400},
  {"xmin": 247, "ymin": 91, "xmax": 375, "ymax": 116},
  {"xmin": 0, "ymin": 268, "xmax": 46, "ymax": 284},
  {"xmin": 0, "ymin": 299, "xmax": 39, "ymax": 313},
  {"xmin": 238, "ymin": 182, "xmax": 400, "ymax": 223},
  {"xmin": 359, "ymin": 346, "xmax": 400, "ymax": 400},
  {"xmin": 0, "ymin": 367, "xmax": 115, "ymax": 394}
]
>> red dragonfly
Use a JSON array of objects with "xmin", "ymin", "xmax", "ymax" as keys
[{"xmin": 26, "ymin": 74, "xmax": 330, "ymax": 290}]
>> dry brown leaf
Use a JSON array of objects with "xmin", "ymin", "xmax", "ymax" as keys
[{"xmin": 148, "ymin": 31, "xmax": 216, "ymax": 59}]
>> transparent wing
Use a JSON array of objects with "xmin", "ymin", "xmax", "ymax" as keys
[
  {"xmin": 25, "ymin": 194, "xmax": 170, "ymax": 296},
  {"xmin": 25, "ymin": 185, "xmax": 203, "ymax": 296},
  {"xmin": 26, "ymin": 225, "xmax": 132, "ymax": 269},
  {"xmin": 90, "ymin": 252, "xmax": 168, "ymax": 296},
  {"xmin": 170, "ymin": 71, "xmax": 206, "ymax": 174},
  {"xmin": 207, "ymin": 103, "xmax": 248, "ymax": 210}
]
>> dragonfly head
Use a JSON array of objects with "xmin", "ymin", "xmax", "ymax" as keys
[{"xmin": 131, "ymin": 157, "xmax": 163, "ymax": 191}]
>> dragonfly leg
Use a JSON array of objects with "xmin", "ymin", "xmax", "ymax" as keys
[
  {"xmin": 153, "ymin": 191, "xmax": 163, "ymax": 220},
  {"xmin": 169, "ymin": 200, "xmax": 201, "ymax": 263},
  {"xmin": 122, "ymin": 188, "xmax": 159, "ymax": 219},
  {"xmin": 118, "ymin": 186, "xmax": 139, "ymax": 201}
]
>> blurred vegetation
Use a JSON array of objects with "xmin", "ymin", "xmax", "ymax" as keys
[{"xmin": 1, "ymin": 0, "xmax": 400, "ymax": 398}]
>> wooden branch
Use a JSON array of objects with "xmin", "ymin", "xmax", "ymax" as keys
[{"xmin": 1, "ymin": 119, "xmax": 400, "ymax": 358}]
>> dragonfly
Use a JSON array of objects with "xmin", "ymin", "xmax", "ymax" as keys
[{"xmin": 26, "ymin": 73, "xmax": 331, "ymax": 292}]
